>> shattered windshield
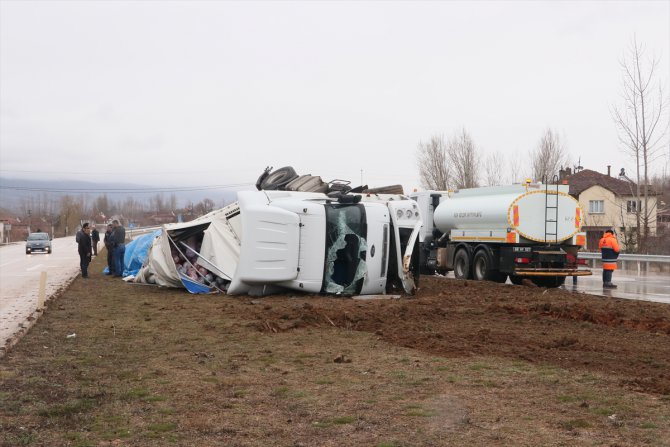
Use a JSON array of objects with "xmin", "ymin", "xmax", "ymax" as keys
[{"xmin": 323, "ymin": 204, "xmax": 367, "ymax": 294}]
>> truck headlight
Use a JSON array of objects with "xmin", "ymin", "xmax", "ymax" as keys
[{"xmin": 396, "ymin": 209, "xmax": 403, "ymax": 219}]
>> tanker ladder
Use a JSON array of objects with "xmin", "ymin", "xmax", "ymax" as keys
[{"xmin": 544, "ymin": 176, "xmax": 559, "ymax": 244}]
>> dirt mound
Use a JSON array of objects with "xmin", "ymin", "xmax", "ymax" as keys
[{"xmin": 241, "ymin": 277, "xmax": 670, "ymax": 394}]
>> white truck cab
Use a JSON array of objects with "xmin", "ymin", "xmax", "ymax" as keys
[{"xmin": 227, "ymin": 190, "xmax": 421, "ymax": 296}]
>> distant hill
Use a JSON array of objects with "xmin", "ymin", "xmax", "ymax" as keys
[{"xmin": 0, "ymin": 177, "xmax": 248, "ymax": 212}]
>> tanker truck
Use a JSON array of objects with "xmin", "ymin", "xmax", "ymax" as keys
[{"xmin": 410, "ymin": 182, "xmax": 591, "ymax": 287}]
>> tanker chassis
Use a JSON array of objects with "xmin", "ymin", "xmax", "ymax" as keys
[{"xmin": 410, "ymin": 183, "xmax": 592, "ymax": 288}]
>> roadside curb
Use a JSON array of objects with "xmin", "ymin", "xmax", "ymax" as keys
[{"xmin": 0, "ymin": 272, "xmax": 79, "ymax": 359}]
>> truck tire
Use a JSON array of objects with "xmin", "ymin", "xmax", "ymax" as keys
[
  {"xmin": 531, "ymin": 276, "xmax": 566, "ymax": 288},
  {"xmin": 472, "ymin": 248, "xmax": 506, "ymax": 283},
  {"xmin": 453, "ymin": 249, "xmax": 471, "ymax": 280},
  {"xmin": 259, "ymin": 166, "xmax": 298, "ymax": 190},
  {"xmin": 509, "ymin": 275, "xmax": 524, "ymax": 285},
  {"xmin": 472, "ymin": 249, "xmax": 492, "ymax": 281},
  {"xmin": 489, "ymin": 271, "xmax": 507, "ymax": 283}
]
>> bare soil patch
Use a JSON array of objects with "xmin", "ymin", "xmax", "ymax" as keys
[{"xmin": 1, "ymin": 254, "xmax": 669, "ymax": 446}]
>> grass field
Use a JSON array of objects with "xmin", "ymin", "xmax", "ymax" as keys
[{"xmin": 1, "ymin": 254, "xmax": 669, "ymax": 446}]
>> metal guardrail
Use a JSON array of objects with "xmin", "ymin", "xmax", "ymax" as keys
[{"xmin": 578, "ymin": 252, "xmax": 670, "ymax": 263}]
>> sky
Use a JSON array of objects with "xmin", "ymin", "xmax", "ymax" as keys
[{"xmin": 1, "ymin": 0, "xmax": 669, "ymax": 196}]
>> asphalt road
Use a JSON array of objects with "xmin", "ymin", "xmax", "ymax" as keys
[
  {"xmin": 436, "ymin": 269, "xmax": 670, "ymax": 304},
  {"xmin": 564, "ymin": 268, "xmax": 670, "ymax": 304},
  {"xmin": 0, "ymin": 236, "xmax": 93, "ymax": 351}
]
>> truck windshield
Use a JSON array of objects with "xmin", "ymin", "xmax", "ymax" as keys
[{"xmin": 323, "ymin": 204, "xmax": 367, "ymax": 294}]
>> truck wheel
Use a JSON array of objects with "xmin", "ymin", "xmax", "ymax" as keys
[
  {"xmin": 531, "ymin": 277, "xmax": 566, "ymax": 288},
  {"xmin": 509, "ymin": 275, "xmax": 524, "ymax": 285},
  {"xmin": 259, "ymin": 166, "xmax": 298, "ymax": 190},
  {"xmin": 473, "ymin": 249, "xmax": 492, "ymax": 281},
  {"xmin": 491, "ymin": 271, "xmax": 508, "ymax": 283},
  {"xmin": 453, "ymin": 249, "xmax": 471, "ymax": 280}
]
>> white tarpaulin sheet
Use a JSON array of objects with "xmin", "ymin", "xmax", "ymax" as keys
[{"xmin": 135, "ymin": 204, "xmax": 241, "ymax": 290}]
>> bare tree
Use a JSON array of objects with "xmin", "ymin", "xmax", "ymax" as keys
[
  {"xmin": 149, "ymin": 193, "xmax": 166, "ymax": 213},
  {"xmin": 94, "ymin": 194, "xmax": 110, "ymax": 218},
  {"xmin": 508, "ymin": 150, "xmax": 531, "ymax": 184},
  {"xmin": 121, "ymin": 196, "xmax": 145, "ymax": 223},
  {"xmin": 530, "ymin": 128, "xmax": 568, "ymax": 183},
  {"xmin": 612, "ymin": 37, "xmax": 668, "ymax": 252},
  {"xmin": 416, "ymin": 135, "xmax": 450, "ymax": 190},
  {"xmin": 194, "ymin": 198, "xmax": 215, "ymax": 216},
  {"xmin": 57, "ymin": 195, "xmax": 84, "ymax": 236},
  {"xmin": 448, "ymin": 129, "xmax": 480, "ymax": 189},
  {"xmin": 484, "ymin": 151, "xmax": 505, "ymax": 186}
]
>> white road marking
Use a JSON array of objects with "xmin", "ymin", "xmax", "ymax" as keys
[{"xmin": 26, "ymin": 264, "xmax": 45, "ymax": 272}]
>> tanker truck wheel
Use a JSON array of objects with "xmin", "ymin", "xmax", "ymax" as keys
[
  {"xmin": 473, "ymin": 250, "xmax": 492, "ymax": 281},
  {"xmin": 531, "ymin": 276, "xmax": 566, "ymax": 288},
  {"xmin": 453, "ymin": 249, "xmax": 471, "ymax": 280},
  {"xmin": 472, "ymin": 249, "xmax": 507, "ymax": 283},
  {"xmin": 509, "ymin": 275, "xmax": 524, "ymax": 285},
  {"xmin": 491, "ymin": 271, "xmax": 508, "ymax": 283}
]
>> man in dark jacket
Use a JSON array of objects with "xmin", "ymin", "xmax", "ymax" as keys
[
  {"xmin": 103, "ymin": 224, "xmax": 115, "ymax": 275},
  {"xmin": 111, "ymin": 220, "xmax": 126, "ymax": 277},
  {"xmin": 78, "ymin": 222, "xmax": 92, "ymax": 278},
  {"xmin": 91, "ymin": 225, "xmax": 100, "ymax": 256}
]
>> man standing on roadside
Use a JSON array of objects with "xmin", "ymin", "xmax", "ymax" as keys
[
  {"xmin": 104, "ymin": 224, "xmax": 115, "ymax": 275},
  {"xmin": 112, "ymin": 220, "xmax": 126, "ymax": 277},
  {"xmin": 599, "ymin": 229, "xmax": 620, "ymax": 289},
  {"xmin": 78, "ymin": 222, "xmax": 92, "ymax": 278},
  {"xmin": 91, "ymin": 225, "xmax": 100, "ymax": 256}
]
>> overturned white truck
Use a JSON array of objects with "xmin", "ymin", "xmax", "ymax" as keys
[
  {"xmin": 230, "ymin": 190, "xmax": 421, "ymax": 295},
  {"xmin": 136, "ymin": 189, "xmax": 422, "ymax": 296}
]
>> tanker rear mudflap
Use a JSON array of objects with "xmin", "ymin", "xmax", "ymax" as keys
[{"xmin": 436, "ymin": 247, "xmax": 448, "ymax": 271}]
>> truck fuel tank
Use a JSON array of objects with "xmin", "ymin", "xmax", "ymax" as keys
[{"xmin": 433, "ymin": 185, "xmax": 583, "ymax": 243}]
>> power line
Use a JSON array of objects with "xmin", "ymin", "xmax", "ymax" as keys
[
  {"xmin": 0, "ymin": 168, "xmax": 256, "ymax": 176},
  {"xmin": 0, "ymin": 183, "xmax": 254, "ymax": 194}
]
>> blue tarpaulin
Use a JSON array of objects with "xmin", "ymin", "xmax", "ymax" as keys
[{"xmin": 104, "ymin": 230, "xmax": 161, "ymax": 277}]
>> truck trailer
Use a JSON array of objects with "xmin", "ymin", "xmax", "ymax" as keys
[{"xmin": 410, "ymin": 182, "xmax": 591, "ymax": 287}]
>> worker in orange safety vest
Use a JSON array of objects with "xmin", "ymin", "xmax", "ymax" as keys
[{"xmin": 598, "ymin": 229, "xmax": 620, "ymax": 289}]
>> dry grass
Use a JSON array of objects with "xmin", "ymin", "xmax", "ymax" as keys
[{"xmin": 1, "ymin": 254, "xmax": 669, "ymax": 446}]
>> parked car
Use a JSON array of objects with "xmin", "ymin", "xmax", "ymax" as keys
[{"xmin": 26, "ymin": 232, "xmax": 52, "ymax": 254}]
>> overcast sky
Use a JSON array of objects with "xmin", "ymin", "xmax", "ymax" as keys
[{"xmin": 1, "ymin": 0, "xmax": 669, "ymax": 195}]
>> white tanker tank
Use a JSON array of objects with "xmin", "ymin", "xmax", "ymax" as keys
[
  {"xmin": 433, "ymin": 184, "xmax": 583, "ymax": 243},
  {"xmin": 410, "ymin": 183, "xmax": 591, "ymax": 288}
]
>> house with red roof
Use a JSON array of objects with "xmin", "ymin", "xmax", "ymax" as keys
[{"xmin": 563, "ymin": 166, "xmax": 657, "ymax": 251}]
